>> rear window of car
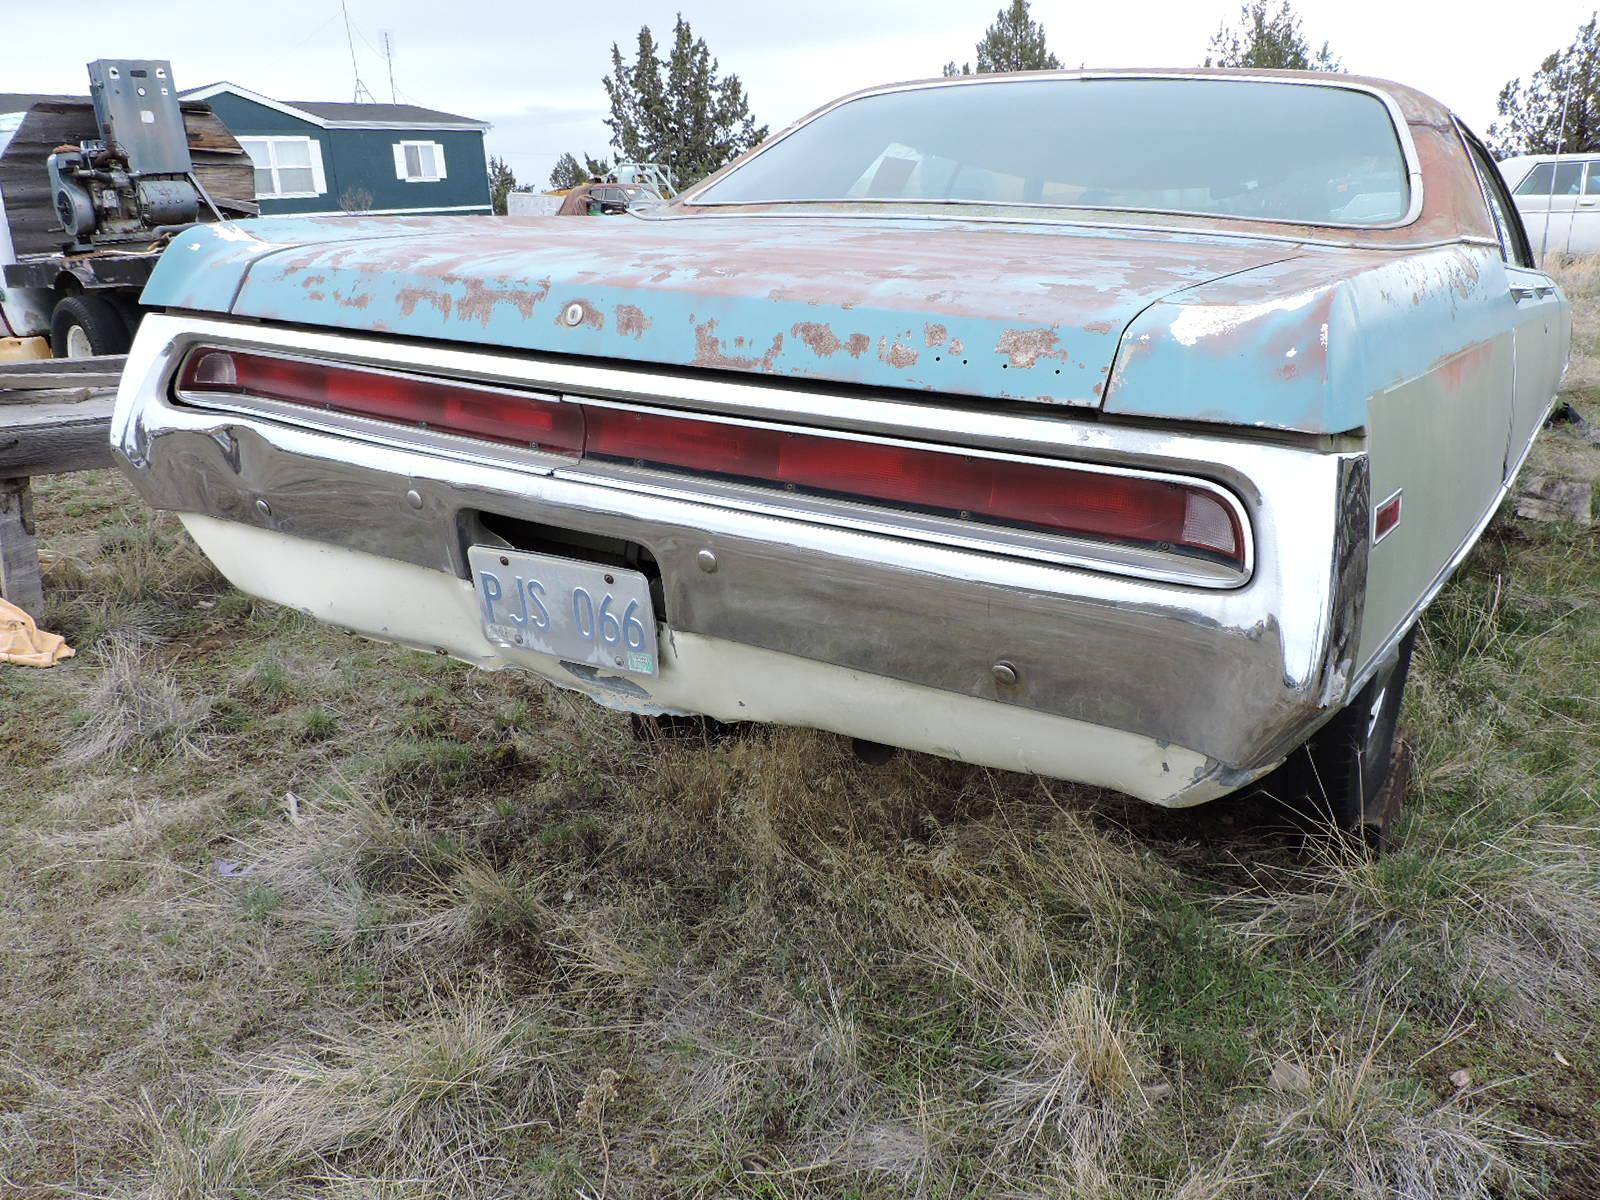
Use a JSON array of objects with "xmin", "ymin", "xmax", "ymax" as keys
[{"xmin": 693, "ymin": 77, "xmax": 1412, "ymax": 227}]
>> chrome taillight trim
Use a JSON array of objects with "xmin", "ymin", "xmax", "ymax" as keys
[{"xmin": 170, "ymin": 340, "xmax": 1254, "ymax": 589}]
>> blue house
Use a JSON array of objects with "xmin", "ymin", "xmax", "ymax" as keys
[{"xmin": 178, "ymin": 82, "xmax": 491, "ymax": 217}]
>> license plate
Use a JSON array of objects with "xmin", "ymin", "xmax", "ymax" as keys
[{"xmin": 467, "ymin": 545, "xmax": 659, "ymax": 675}]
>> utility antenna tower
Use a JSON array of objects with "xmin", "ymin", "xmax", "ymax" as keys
[
  {"xmin": 383, "ymin": 31, "xmax": 397, "ymax": 104},
  {"xmin": 341, "ymin": 0, "xmax": 376, "ymax": 103}
]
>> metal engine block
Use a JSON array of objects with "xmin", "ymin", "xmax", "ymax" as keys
[{"xmin": 48, "ymin": 60, "xmax": 199, "ymax": 250}]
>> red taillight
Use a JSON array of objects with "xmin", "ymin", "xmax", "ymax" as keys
[
  {"xmin": 175, "ymin": 347, "xmax": 1244, "ymax": 570},
  {"xmin": 177, "ymin": 348, "xmax": 584, "ymax": 456},
  {"xmin": 583, "ymin": 404, "xmax": 1241, "ymax": 565}
]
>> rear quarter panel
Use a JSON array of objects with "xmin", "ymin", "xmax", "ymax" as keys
[{"xmin": 1103, "ymin": 241, "xmax": 1519, "ymax": 684}]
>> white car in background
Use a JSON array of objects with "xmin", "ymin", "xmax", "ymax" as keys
[{"xmin": 1500, "ymin": 152, "xmax": 1600, "ymax": 256}]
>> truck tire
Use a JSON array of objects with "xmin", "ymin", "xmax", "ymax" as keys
[
  {"xmin": 50, "ymin": 295, "xmax": 129, "ymax": 358},
  {"xmin": 108, "ymin": 293, "xmax": 144, "ymax": 345},
  {"xmin": 1267, "ymin": 627, "xmax": 1417, "ymax": 848}
]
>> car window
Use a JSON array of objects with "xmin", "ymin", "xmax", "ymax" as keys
[
  {"xmin": 1515, "ymin": 160, "xmax": 1583, "ymax": 196},
  {"xmin": 694, "ymin": 78, "xmax": 1412, "ymax": 226},
  {"xmin": 1586, "ymin": 162, "xmax": 1600, "ymax": 193},
  {"xmin": 1464, "ymin": 133, "xmax": 1533, "ymax": 267},
  {"xmin": 1514, "ymin": 162, "xmax": 1552, "ymax": 195}
]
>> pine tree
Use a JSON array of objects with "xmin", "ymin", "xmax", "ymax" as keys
[
  {"xmin": 601, "ymin": 16, "xmax": 766, "ymax": 188},
  {"xmin": 487, "ymin": 156, "xmax": 517, "ymax": 215},
  {"xmin": 944, "ymin": 1, "xmax": 1059, "ymax": 76},
  {"xmin": 1489, "ymin": 14, "xmax": 1600, "ymax": 156},
  {"xmin": 548, "ymin": 154, "xmax": 583, "ymax": 190},
  {"xmin": 1205, "ymin": 1, "xmax": 1341, "ymax": 71},
  {"xmin": 548, "ymin": 152, "xmax": 614, "ymax": 190}
]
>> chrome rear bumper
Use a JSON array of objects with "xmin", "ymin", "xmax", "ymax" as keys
[{"xmin": 113, "ymin": 316, "xmax": 1370, "ymax": 804}]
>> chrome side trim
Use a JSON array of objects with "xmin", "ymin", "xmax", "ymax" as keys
[{"xmin": 677, "ymin": 71, "xmax": 1425, "ymax": 232}]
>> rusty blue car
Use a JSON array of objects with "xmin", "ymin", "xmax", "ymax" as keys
[{"xmin": 112, "ymin": 70, "xmax": 1570, "ymax": 840}]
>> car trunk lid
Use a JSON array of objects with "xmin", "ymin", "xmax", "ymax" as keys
[{"xmin": 148, "ymin": 213, "xmax": 1299, "ymax": 409}]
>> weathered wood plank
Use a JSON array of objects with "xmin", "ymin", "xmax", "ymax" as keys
[
  {"xmin": 0, "ymin": 421, "xmax": 115, "ymax": 477},
  {"xmin": 0, "ymin": 371, "xmax": 122, "ymax": 391},
  {"xmin": 0, "ymin": 354, "xmax": 123, "ymax": 374},
  {"xmin": 0, "ymin": 477, "xmax": 43, "ymax": 617},
  {"xmin": 0, "ymin": 385, "xmax": 116, "ymax": 475},
  {"xmin": 3, "ymin": 391, "xmax": 115, "ymax": 421}
]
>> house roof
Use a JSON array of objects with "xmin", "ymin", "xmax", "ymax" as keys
[
  {"xmin": 180, "ymin": 82, "xmax": 489, "ymax": 131},
  {"xmin": 285, "ymin": 100, "xmax": 484, "ymax": 126}
]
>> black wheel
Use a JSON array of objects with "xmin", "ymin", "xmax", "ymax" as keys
[
  {"xmin": 50, "ymin": 295, "xmax": 130, "ymax": 358},
  {"xmin": 1265, "ymin": 627, "xmax": 1417, "ymax": 848}
]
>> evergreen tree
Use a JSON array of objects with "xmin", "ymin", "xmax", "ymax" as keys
[
  {"xmin": 601, "ymin": 16, "xmax": 766, "ymax": 188},
  {"xmin": 1205, "ymin": 1, "xmax": 1340, "ymax": 71},
  {"xmin": 548, "ymin": 152, "xmax": 613, "ymax": 190},
  {"xmin": 549, "ymin": 153, "xmax": 583, "ymax": 190},
  {"xmin": 944, "ymin": 1, "xmax": 1059, "ymax": 76},
  {"xmin": 487, "ymin": 156, "xmax": 517, "ymax": 215},
  {"xmin": 1489, "ymin": 14, "xmax": 1600, "ymax": 156}
]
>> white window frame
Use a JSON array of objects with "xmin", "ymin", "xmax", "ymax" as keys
[
  {"xmin": 239, "ymin": 135, "xmax": 326, "ymax": 199},
  {"xmin": 394, "ymin": 140, "xmax": 447, "ymax": 183}
]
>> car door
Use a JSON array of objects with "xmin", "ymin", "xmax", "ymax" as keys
[
  {"xmin": 1462, "ymin": 131, "xmax": 1568, "ymax": 479},
  {"xmin": 1573, "ymin": 161, "xmax": 1600, "ymax": 254},
  {"xmin": 1511, "ymin": 159, "xmax": 1581, "ymax": 259}
]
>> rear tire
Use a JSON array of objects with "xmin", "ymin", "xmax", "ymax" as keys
[
  {"xmin": 50, "ymin": 295, "xmax": 129, "ymax": 358},
  {"xmin": 1265, "ymin": 627, "xmax": 1417, "ymax": 849}
]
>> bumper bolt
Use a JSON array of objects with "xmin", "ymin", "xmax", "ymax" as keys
[
  {"xmin": 254, "ymin": 498, "xmax": 272, "ymax": 518},
  {"xmin": 991, "ymin": 661, "xmax": 1018, "ymax": 686},
  {"xmin": 696, "ymin": 549, "xmax": 718, "ymax": 573},
  {"xmin": 405, "ymin": 489, "xmax": 423, "ymax": 510},
  {"xmin": 563, "ymin": 302, "xmax": 585, "ymax": 327}
]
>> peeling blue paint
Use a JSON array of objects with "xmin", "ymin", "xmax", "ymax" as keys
[
  {"xmin": 1101, "ymin": 244, "xmax": 1510, "ymax": 433},
  {"xmin": 144, "ymin": 212, "xmax": 1295, "ymax": 410}
]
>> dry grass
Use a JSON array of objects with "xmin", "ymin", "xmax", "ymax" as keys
[
  {"xmin": 3, "ymin": 272, "xmax": 1600, "ymax": 1196},
  {"xmin": 140, "ymin": 987, "xmax": 562, "ymax": 1198},
  {"xmin": 1245, "ymin": 1019, "xmax": 1529, "ymax": 1200},
  {"xmin": 1223, "ymin": 817, "xmax": 1600, "ymax": 1015},
  {"xmin": 1550, "ymin": 255, "xmax": 1600, "ymax": 395},
  {"xmin": 60, "ymin": 632, "xmax": 213, "ymax": 766}
]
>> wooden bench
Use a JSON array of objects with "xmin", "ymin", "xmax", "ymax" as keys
[{"xmin": 0, "ymin": 356, "xmax": 122, "ymax": 617}]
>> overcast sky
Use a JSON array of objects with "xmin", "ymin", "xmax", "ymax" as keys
[{"xmin": 13, "ymin": 0, "xmax": 1594, "ymax": 188}]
